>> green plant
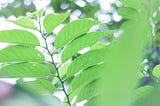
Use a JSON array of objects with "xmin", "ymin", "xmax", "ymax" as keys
[
  {"xmin": 1, "ymin": 0, "xmax": 160, "ymax": 106},
  {"xmin": 0, "ymin": 7, "xmax": 116, "ymax": 105}
]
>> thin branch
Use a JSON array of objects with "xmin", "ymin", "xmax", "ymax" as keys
[{"xmin": 36, "ymin": 17, "xmax": 72, "ymax": 106}]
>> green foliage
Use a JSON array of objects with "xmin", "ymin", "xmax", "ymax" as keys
[
  {"xmin": 43, "ymin": 12, "xmax": 69, "ymax": 33},
  {"xmin": 152, "ymin": 65, "xmax": 160, "ymax": 78},
  {"xmin": 61, "ymin": 31, "xmax": 116, "ymax": 62},
  {"xmin": 0, "ymin": 29, "xmax": 40, "ymax": 46},
  {"xmin": 0, "ymin": 45, "xmax": 45, "ymax": 62},
  {"xmin": 118, "ymin": 7, "xmax": 140, "ymax": 19},
  {"xmin": 67, "ymin": 48, "xmax": 107, "ymax": 77},
  {"xmin": 0, "ymin": 0, "xmax": 160, "ymax": 106},
  {"xmin": 0, "ymin": 63, "xmax": 51, "ymax": 78},
  {"xmin": 68, "ymin": 65, "xmax": 103, "ymax": 93},
  {"xmin": 54, "ymin": 18, "xmax": 99, "ymax": 48},
  {"xmin": 76, "ymin": 80, "xmax": 101, "ymax": 103},
  {"xmin": 17, "ymin": 79, "xmax": 55, "ymax": 95},
  {"xmin": 8, "ymin": 17, "xmax": 36, "ymax": 29}
]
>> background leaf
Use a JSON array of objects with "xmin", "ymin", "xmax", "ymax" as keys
[
  {"xmin": 152, "ymin": 64, "xmax": 160, "ymax": 77},
  {"xmin": 118, "ymin": 7, "xmax": 140, "ymax": 19}
]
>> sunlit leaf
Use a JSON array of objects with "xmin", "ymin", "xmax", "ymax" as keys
[
  {"xmin": 43, "ymin": 12, "xmax": 69, "ymax": 33},
  {"xmin": 0, "ymin": 45, "xmax": 45, "ymax": 62},
  {"xmin": 54, "ymin": 18, "xmax": 99, "ymax": 48},
  {"xmin": 8, "ymin": 17, "xmax": 36, "ymax": 29},
  {"xmin": 28, "ymin": 8, "xmax": 44, "ymax": 18},
  {"xmin": 0, "ymin": 63, "xmax": 51, "ymax": 78},
  {"xmin": 0, "ymin": 29, "xmax": 40, "ymax": 46},
  {"xmin": 69, "ymin": 65, "xmax": 103, "ymax": 93},
  {"xmin": 67, "ymin": 48, "xmax": 106, "ymax": 77},
  {"xmin": 61, "ymin": 31, "xmax": 115, "ymax": 62}
]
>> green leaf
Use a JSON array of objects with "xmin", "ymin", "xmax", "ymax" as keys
[
  {"xmin": 152, "ymin": 64, "xmax": 160, "ymax": 77},
  {"xmin": 84, "ymin": 96, "xmax": 99, "ymax": 106},
  {"xmin": 61, "ymin": 31, "xmax": 115, "ymax": 62},
  {"xmin": 58, "ymin": 62, "xmax": 71, "ymax": 79},
  {"xmin": 0, "ymin": 63, "xmax": 51, "ymax": 78},
  {"xmin": 54, "ymin": 18, "xmax": 99, "ymax": 48},
  {"xmin": 118, "ymin": 7, "xmax": 140, "ymax": 19},
  {"xmin": 132, "ymin": 86, "xmax": 160, "ymax": 106},
  {"xmin": 76, "ymin": 80, "xmax": 101, "ymax": 102},
  {"xmin": 69, "ymin": 65, "xmax": 103, "ymax": 93},
  {"xmin": 67, "ymin": 48, "xmax": 106, "ymax": 77},
  {"xmin": 0, "ymin": 29, "xmax": 40, "ymax": 46},
  {"xmin": 8, "ymin": 17, "xmax": 36, "ymax": 29},
  {"xmin": 43, "ymin": 12, "xmax": 69, "ymax": 33},
  {"xmin": 0, "ymin": 45, "xmax": 45, "ymax": 62},
  {"xmin": 132, "ymin": 85, "xmax": 154, "ymax": 105},
  {"xmin": 28, "ymin": 8, "xmax": 44, "ymax": 18},
  {"xmin": 100, "ymin": 11, "xmax": 151, "ymax": 106},
  {"xmin": 17, "ymin": 79, "xmax": 55, "ymax": 95},
  {"xmin": 90, "ymin": 42, "xmax": 106, "ymax": 51},
  {"xmin": 119, "ymin": 0, "xmax": 146, "ymax": 10},
  {"xmin": 150, "ymin": 0, "xmax": 160, "ymax": 14}
]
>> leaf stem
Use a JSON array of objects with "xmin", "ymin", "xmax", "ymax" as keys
[{"xmin": 36, "ymin": 17, "xmax": 72, "ymax": 106}]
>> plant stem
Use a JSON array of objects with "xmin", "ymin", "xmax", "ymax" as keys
[{"xmin": 36, "ymin": 18, "xmax": 72, "ymax": 106}]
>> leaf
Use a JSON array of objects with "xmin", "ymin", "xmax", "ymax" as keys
[
  {"xmin": 61, "ymin": 31, "xmax": 115, "ymax": 62},
  {"xmin": 132, "ymin": 86, "xmax": 160, "ymax": 106},
  {"xmin": 0, "ymin": 29, "xmax": 40, "ymax": 46},
  {"xmin": 118, "ymin": 7, "xmax": 140, "ymax": 19},
  {"xmin": 84, "ymin": 96, "xmax": 99, "ymax": 106},
  {"xmin": 119, "ymin": 0, "xmax": 146, "ymax": 10},
  {"xmin": 0, "ymin": 45, "xmax": 45, "ymax": 62},
  {"xmin": 150, "ymin": 0, "xmax": 160, "ymax": 14},
  {"xmin": 17, "ymin": 79, "xmax": 55, "ymax": 95},
  {"xmin": 90, "ymin": 42, "xmax": 106, "ymax": 51},
  {"xmin": 54, "ymin": 18, "xmax": 99, "ymax": 48},
  {"xmin": 67, "ymin": 48, "xmax": 106, "ymax": 77},
  {"xmin": 0, "ymin": 63, "xmax": 51, "ymax": 78},
  {"xmin": 100, "ymin": 11, "xmax": 151, "ymax": 106},
  {"xmin": 28, "ymin": 8, "xmax": 44, "ymax": 18},
  {"xmin": 76, "ymin": 80, "xmax": 101, "ymax": 102},
  {"xmin": 132, "ymin": 85, "xmax": 154, "ymax": 105},
  {"xmin": 8, "ymin": 17, "xmax": 36, "ymax": 29},
  {"xmin": 43, "ymin": 12, "xmax": 69, "ymax": 33},
  {"xmin": 152, "ymin": 64, "xmax": 160, "ymax": 77},
  {"xmin": 69, "ymin": 65, "xmax": 103, "ymax": 93},
  {"xmin": 58, "ymin": 62, "xmax": 71, "ymax": 79}
]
